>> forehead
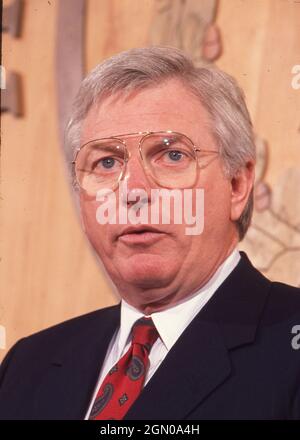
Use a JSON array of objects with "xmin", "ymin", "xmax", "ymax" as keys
[{"xmin": 80, "ymin": 78, "xmax": 215, "ymax": 147}]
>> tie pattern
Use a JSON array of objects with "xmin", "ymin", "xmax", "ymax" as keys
[{"xmin": 89, "ymin": 316, "xmax": 159, "ymax": 420}]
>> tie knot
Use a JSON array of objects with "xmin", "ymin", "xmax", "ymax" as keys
[{"xmin": 131, "ymin": 317, "xmax": 159, "ymax": 352}]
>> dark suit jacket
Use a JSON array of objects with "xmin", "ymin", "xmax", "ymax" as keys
[{"xmin": 0, "ymin": 252, "xmax": 300, "ymax": 420}]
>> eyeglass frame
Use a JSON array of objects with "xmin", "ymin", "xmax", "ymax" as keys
[{"xmin": 71, "ymin": 130, "xmax": 220, "ymax": 191}]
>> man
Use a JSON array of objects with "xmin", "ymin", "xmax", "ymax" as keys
[{"xmin": 0, "ymin": 46, "xmax": 299, "ymax": 420}]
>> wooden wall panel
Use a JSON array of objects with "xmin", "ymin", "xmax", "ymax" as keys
[
  {"xmin": 85, "ymin": 0, "xmax": 156, "ymax": 68},
  {"xmin": 216, "ymin": 0, "xmax": 300, "ymax": 187},
  {"xmin": 1, "ymin": 0, "xmax": 299, "ymax": 362},
  {"xmin": 0, "ymin": 0, "xmax": 117, "ymax": 362},
  {"xmin": 216, "ymin": 0, "xmax": 300, "ymax": 284}
]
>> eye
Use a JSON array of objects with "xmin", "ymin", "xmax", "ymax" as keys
[
  {"xmin": 99, "ymin": 157, "xmax": 115, "ymax": 169},
  {"xmin": 91, "ymin": 156, "xmax": 124, "ymax": 172},
  {"xmin": 167, "ymin": 150, "xmax": 184, "ymax": 161},
  {"xmin": 150, "ymin": 145, "xmax": 192, "ymax": 168}
]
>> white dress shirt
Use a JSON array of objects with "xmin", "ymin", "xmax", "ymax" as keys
[{"xmin": 85, "ymin": 248, "xmax": 240, "ymax": 419}]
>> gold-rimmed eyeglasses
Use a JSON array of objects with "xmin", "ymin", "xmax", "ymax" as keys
[{"xmin": 71, "ymin": 130, "xmax": 219, "ymax": 194}]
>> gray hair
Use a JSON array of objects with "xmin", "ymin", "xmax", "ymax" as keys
[{"xmin": 65, "ymin": 46, "xmax": 256, "ymax": 240}]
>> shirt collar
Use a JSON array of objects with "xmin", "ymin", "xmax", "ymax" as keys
[{"xmin": 117, "ymin": 248, "xmax": 241, "ymax": 354}]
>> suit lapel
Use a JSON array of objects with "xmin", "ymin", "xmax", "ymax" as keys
[
  {"xmin": 124, "ymin": 252, "xmax": 272, "ymax": 419},
  {"xmin": 34, "ymin": 303, "xmax": 121, "ymax": 420}
]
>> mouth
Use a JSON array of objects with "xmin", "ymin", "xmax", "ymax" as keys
[{"xmin": 117, "ymin": 225, "xmax": 166, "ymax": 245}]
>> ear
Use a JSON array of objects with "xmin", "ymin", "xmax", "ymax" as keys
[{"xmin": 230, "ymin": 160, "xmax": 255, "ymax": 222}]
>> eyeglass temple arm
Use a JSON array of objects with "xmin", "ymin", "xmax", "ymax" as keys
[{"xmin": 195, "ymin": 148, "xmax": 219, "ymax": 155}]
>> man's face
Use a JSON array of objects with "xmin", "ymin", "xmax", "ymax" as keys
[{"xmin": 79, "ymin": 78, "xmax": 247, "ymax": 314}]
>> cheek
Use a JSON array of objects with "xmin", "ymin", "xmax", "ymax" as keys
[
  {"xmin": 206, "ymin": 187, "xmax": 231, "ymax": 220},
  {"xmin": 80, "ymin": 197, "xmax": 111, "ymax": 252},
  {"xmin": 201, "ymin": 171, "xmax": 232, "ymax": 232}
]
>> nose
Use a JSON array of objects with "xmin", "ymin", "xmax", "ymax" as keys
[{"xmin": 119, "ymin": 154, "xmax": 153, "ymax": 207}]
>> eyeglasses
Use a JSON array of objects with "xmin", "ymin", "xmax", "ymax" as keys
[{"xmin": 72, "ymin": 130, "xmax": 219, "ymax": 194}]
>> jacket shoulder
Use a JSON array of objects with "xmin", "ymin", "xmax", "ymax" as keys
[
  {"xmin": 22, "ymin": 303, "xmax": 120, "ymax": 343},
  {"xmin": 0, "ymin": 303, "xmax": 120, "ymax": 377},
  {"xmin": 264, "ymin": 281, "xmax": 300, "ymax": 323}
]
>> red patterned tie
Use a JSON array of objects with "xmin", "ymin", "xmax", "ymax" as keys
[{"xmin": 89, "ymin": 316, "xmax": 159, "ymax": 420}]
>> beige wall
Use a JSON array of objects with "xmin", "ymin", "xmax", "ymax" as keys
[
  {"xmin": 217, "ymin": 0, "xmax": 300, "ymax": 187},
  {"xmin": 1, "ymin": 0, "xmax": 299, "ymax": 361}
]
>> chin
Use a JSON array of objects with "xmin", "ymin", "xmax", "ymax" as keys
[{"xmin": 117, "ymin": 253, "xmax": 174, "ymax": 289}]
